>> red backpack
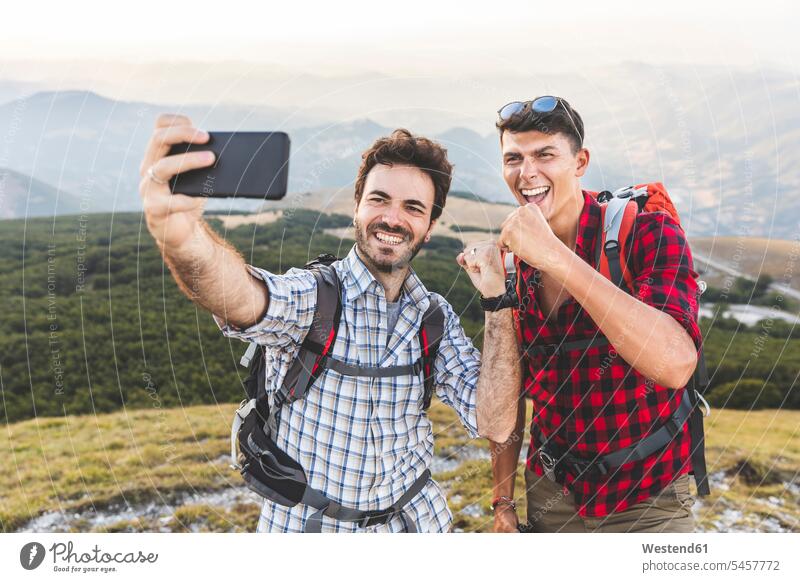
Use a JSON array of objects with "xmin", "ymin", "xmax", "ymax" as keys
[{"xmin": 588, "ymin": 182, "xmax": 681, "ymax": 292}]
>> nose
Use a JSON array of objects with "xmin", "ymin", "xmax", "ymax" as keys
[
  {"xmin": 520, "ymin": 157, "xmax": 538, "ymax": 183},
  {"xmin": 381, "ymin": 203, "xmax": 403, "ymax": 227}
]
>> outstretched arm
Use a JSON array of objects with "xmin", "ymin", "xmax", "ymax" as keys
[{"xmin": 139, "ymin": 114, "xmax": 268, "ymax": 329}]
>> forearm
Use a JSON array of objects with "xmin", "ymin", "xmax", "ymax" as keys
[
  {"xmin": 159, "ymin": 220, "xmax": 269, "ymax": 328},
  {"xmin": 476, "ymin": 309, "xmax": 521, "ymax": 442},
  {"xmin": 491, "ymin": 396, "xmax": 526, "ymax": 498},
  {"xmin": 551, "ymin": 247, "xmax": 697, "ymax": 388}
]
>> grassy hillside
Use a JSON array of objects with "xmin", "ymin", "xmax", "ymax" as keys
[
  {"xmin": 692, "ymin": 236, "xmax": 800, "ymax": 291},
  {"xmin": 1, "ymin": 402, "xmax": 797, "ymax": 533}
]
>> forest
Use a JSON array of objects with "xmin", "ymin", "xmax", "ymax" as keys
[{"xmin": 0, "ymin": 210, "xmax": 797, "ymax": 424}]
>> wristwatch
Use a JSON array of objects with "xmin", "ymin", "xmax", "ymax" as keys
[{"xmin": 479, "ymin": 276, "xmax": 518, "ymax": 312}]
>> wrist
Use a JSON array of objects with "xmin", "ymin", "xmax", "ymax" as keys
[
  {"xmin": 480, "ymin": 275, "xmax": 516, "ymax": 311},
  {"xmin": 480, "ymin": 277, "xmax": 507, "ymax": 298},
  {"xmin": 491, "ymin": 495, "xmax": 517, "ymax": 512},
  {"xmin": 542, "ymin": 241, "xmax": 575, "ymax": 281}
]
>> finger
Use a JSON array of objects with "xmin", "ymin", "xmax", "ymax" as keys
[
  {"xmin": 155, "ymin": 113, "xmax": 192, "ymax": 129},
  {"xmin": 500, "ymin": 208, "xmax": 519, "ymax": 231},
  {"xmin": 496, "ymin": 230, "xmax": 511, "ymax": 252},
  {"xmin": 524, "ymin": 202, "xmax": 542, "ymax": 215},
  {"xmin": 478, "ymin": 242, "xmax": 500, "ymax": 260},
  {"xmin": 461, "ymin": 247, "xmax": 481, "ymax": 267},
  {"xmin": 456, "ymin": 252, "xmax": 465, "ymax": 267},
  {"xmin": 154, "ymin": 125, "xmax": 210, "ymax": 148},
  {"xmin": 140, "ymin": 126, "xmax": 210, "ymax": 176},
  {"xmin": 149, "ymin": 151, "xmax": 215, "ymax": 184}
]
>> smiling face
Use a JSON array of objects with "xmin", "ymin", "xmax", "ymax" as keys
[
  {"xmin": 353, "ymin": 163, "xmax": 436, "ymax": 274},
  {"xmin": 501, "ymin": 130, "xmax": 589, "ymax": 224}
]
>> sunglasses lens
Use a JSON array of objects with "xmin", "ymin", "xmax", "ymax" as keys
[
  {"xmin": 499, "ymin": 102, "xmax": 525, "ymax": 120},
  {"xmin": 531, "ymin": 96, "xmax": 558, "ymax": 113}
]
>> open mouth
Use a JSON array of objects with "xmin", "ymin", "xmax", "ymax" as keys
[
  {"xmin": 374, "ymin": 231, "xmax": 406, "ymax": 246},
  {"xmin": 520, "ymin": 185, "xmax": 551, "ymax": 205}
]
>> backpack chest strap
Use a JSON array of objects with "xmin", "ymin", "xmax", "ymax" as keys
[{"xmin": 321, "ymin": 356, "xmax": 424, "ymax": 378}]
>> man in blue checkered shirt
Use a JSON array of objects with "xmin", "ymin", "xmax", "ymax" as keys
[{"xmin": 140, "ymin": 116, "xmax": 521, "ymax": 532}]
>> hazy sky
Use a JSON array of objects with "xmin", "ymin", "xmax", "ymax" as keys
[{"xmin": 4, "ymin": 0, "xmax": 798, "ymax": 75}]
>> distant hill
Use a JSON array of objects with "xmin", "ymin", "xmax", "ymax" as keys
[
  {"xmin": 692, "ymin": 236, "xmax": 800, "ymax": 292},
  {"xmin": 208, "ymin": 186, "xmax": 512, "ymax": 247},
  {"xmin": 0, "ymin": 168, "xmax": 81, "ymax": 218}
]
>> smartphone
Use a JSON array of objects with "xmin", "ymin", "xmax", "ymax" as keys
[{"xmin": 168, "ymin": 131, "xmax": 290, "ymax": 199}]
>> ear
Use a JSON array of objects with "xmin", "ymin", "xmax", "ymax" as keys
[
  {"xmin": 575, "ymin": 148, "xmax": 590, "ymax": 178},
  {"xmin": 424, "ymin": 219, "xmax": 437, "ymax": 242}
]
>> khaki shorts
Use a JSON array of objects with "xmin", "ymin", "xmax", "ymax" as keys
[{"xmin": 523, "ymin": 468, "xmax": 696, "ymax": 533}]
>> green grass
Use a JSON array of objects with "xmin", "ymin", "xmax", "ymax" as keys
[{"xmin": 1, "ymin": 401, "xmax": 797, "ymax": 532}]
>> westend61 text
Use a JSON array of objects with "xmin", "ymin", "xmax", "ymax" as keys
[{"xmin": 642, "ymin": 543, "xmax": 708, "ymax": 554}]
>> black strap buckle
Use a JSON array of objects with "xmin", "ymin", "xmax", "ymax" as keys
[
  {"xmin": 539, "ymin": 449, "xmax": 556, "ymax": 470},
  {"xmin": 360, "ymin": 508, "xmax": 397, "ymax": 528},
  {"xmin": 538, "ymin": 441, "xmax": 609, "ymax": 480},
  {"xmin": 538, "ymin": 449, "xmax": 560, "ymax": 482},
  {"xmin": 604, "ymin": 239, "xmax": 620, "ymax": 256}
]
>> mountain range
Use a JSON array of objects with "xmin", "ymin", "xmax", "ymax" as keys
[{"xmin": 0, "ymin": 62, "xmax": 797, "ymax": 237}]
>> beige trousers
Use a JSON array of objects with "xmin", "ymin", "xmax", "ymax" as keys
[{"xmin": 523, "ymin": 469, "xmax": 696, "ymax": 533}]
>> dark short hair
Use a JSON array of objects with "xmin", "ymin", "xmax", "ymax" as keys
[
  {"xmin": 354, "ymin": 129, "xmax": 453, "ymax": 222},
  {"xmin": 496, "ymin": 97, "xmax": 585, "ymax": 154}
]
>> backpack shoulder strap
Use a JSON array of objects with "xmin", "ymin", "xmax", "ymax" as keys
[
  {"xmin": 278, "ymin": 263, "xmax": 342, "ymax": 405},
  {"xmin": 597, "ymin": 195, "xmax": 638, "ymax": 293},
  {"xmin": 597, "ymin": 190, "xmax": 712, "ymax": 495},
  {"xmin": 240, "ymin": 259, "xmax": 341, "ymax": 410},
  {"xmin": 419, "ymin": 296, "xmax": 446, "ymax": 410}
]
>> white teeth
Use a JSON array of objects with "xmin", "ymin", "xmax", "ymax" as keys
[
  {"xmin": 521, "ymin": 186, "xmax": 550, "ymax": 196},
  {"xmin": 376, "ymin": 232, "xmax": 403, "ymax": 245}
]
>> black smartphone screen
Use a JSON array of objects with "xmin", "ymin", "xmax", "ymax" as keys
[{"xmin": 168, "ymin": 131, "xmax": 290, "ymax": 199}]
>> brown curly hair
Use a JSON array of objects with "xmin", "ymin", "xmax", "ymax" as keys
[{"xmin": 354, "ymin": 129, "xmax": 453, "ymax": 222}]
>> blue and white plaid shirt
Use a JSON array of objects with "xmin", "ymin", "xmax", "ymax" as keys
[{"xmin": 216, "ymin": 246, "xmax": 481, "ymax": 532}]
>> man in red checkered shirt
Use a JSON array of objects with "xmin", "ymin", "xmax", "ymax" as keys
[{"xmin": 486, "ymin": 96, "xmax": 701, "ymax": 533}]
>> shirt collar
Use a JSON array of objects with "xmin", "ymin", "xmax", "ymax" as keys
[
  {"xmin": 339, "ymin": 245, "xmax": 430, "ymax": 310},
  {"xmin": 574, "ymin": 191, "xmax": 602, "ymax": 263}
]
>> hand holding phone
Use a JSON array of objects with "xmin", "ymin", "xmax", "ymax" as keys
[{"xmin": 139, "ymin": 114, "xmax": 216, "ymax": 250}]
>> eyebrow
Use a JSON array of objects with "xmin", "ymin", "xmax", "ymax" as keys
[
  {"xmin": 504, "ymin": 145, "xmax": 558, "ymax": 158},
  {"xmin": 367, "ymin": 190, "xmax": 428, "ymax": 210}
]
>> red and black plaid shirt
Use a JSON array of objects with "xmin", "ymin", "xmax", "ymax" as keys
[{"xmin": 518, "ymin": 192, "xmax": 702, "ymax": 518}]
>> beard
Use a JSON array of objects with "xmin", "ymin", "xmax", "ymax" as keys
[{"xmin": 354, "ymin": 217, "xmax": 427, "ymax": 274}]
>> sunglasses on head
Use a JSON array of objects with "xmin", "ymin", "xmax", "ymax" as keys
[
  {"xmin": 497, "ymin": 95, "xmax": 560, "ymax": 122},
  {"xmin": 497, "ymin": 95, "xmax": 584, "ymax": 147}
]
